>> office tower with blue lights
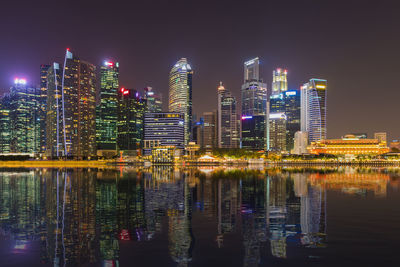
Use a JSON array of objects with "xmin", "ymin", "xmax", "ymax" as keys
[
  {"xmin": 117, "ymin": 88, "xmax": 146, "ymax": 153},
  {"xmin": 270, "ymin": 89, "xmax": 300, "ymax": 151},
  {"xmin": 96, "ymin": 61, "xmax": 119, "ymax": 157},
  {"xmin": 39, "ymin": 64, "xmax": 50, "ymax": 153},
  {"xmin": 301, "ymin": 79, "xmax": 327, "ymax": 143},
  {"xmin": 144, "ymin": 87, "xmax": 163, "ymax": 113},
  {"xmin": 7, "ymin": 78, "xmax": 40, "ymax": 153},
  {"xmin": 241, "ymin": 57, "xmax": 267, "ymax": 150},
  {"xmin": 169, "ymin": 58, "xmax": 193, "ymax": 146},
  {"xmin": 143, "ymin": 112, "xmax": 185, "ymax": 153},
  {"xmin": 46, "ymin": 49, "xmax": 97, "ymax": 159},
  {"xmin": 217, "ymin": 82, "xmax": 239, "ymax": 148}
]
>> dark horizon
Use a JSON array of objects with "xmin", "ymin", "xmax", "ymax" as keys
[{"xmin": 1, "ymin": 0, "xmax": 400, "ymax": 140}]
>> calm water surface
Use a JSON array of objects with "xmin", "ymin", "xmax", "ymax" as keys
[{"xmin": 0, "ymin": 167, "xmax": 399, "ymax": 267}]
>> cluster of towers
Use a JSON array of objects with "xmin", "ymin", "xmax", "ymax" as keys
[
  {"xmin": 194, "ymin": 57, "xmax": 327, "ymax": 153},
  {"xmin": 0, "ymin": 52, "xmax": 326, "ymax": 158}
]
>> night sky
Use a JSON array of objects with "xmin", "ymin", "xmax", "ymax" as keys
[{"xmin": 1, "ymin": 0, "xmax": 400, "ymax": 140}]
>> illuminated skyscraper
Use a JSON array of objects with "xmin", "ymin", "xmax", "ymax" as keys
[
  {"xmin": 46, "ymin": 49, "xmax": 97, "ymax": 159},
  {"xmin": 217, "ymin": 82, "xmax": 239, "ymax": 148},
  {"xmin": 0, "ymin": 100, "xmax": 10, "ymax": 153},
  {"xmin": 270, "ymin": 90, "xmax": 300, "ymax": 151},
  {"xmin": 241, "ymin": 57, "xmax": 267, "ymax": 149},
  {"xmin": 269, "ymin": 113, "xmax": 287, "ymax": 152},
  {"xmin": 117, "ymin": 88, "xmax": 146, "ymax": 152},
  {"xmin": 169, "ymin": 58, "xmax": 193, "ymax": 145},
  {"xmin": 241, "ymin": 115, "xmax": 267, "ymax": 150},
  {"xmin": 203, "ymin": 111, "xmax": 217, "ymax": 149},
  {"xmin": 144, "ymin": 87, "xmax": 162, "ymax": 113},
  {"xmin": 272, "ymin": 68, "xmax": 288, "ymax": 95},
  {"xmin": 241, "ymin": 57, "xmax": 267, "ymax": 116},
  {"xmin": 8, "ymin": 78, "xmax": 40, "ymax": 153},
  {"xmin": 39, "ymin": 64, "xmax": 50, "ymax": 153},
  {"xmin": 96, "ymin": 61, "xmax": 119, "ymax": 156},
  {"xmin": 301, "ymin": 79, "xmax": 327, "ymax": 143}
]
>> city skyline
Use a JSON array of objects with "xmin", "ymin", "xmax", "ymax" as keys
[{"xmin": 1, "ymin": 1, "xmax": 399, "ymax": 140}]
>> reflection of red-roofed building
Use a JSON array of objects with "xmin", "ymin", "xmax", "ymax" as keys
[{"xmin": 309, "ymin": 172, "xmax": 389, "ymax": 197}]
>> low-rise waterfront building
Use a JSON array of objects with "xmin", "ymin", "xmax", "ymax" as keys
[{"xmin": 308, "ymin": 134, "xmax": 389, "ymax": 156}]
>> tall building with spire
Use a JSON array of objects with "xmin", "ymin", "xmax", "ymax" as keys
[
  {"xmin": 301, "ymin": 79, "xmax": 327, "ymax": 143},
  {"xmin": 217, "ymin": 82, "xmax": 239, "ymax": 148},
  {"xmin": 168, "ymin": 58, "xmax": 193, "ymax": 145},
  {"xmin": 96, "ymin": 61, "xmax": 119, "ymax": 156},
  {"xmin": 46, "ymin": 49, "xmax": 96, "ymax": 159}
]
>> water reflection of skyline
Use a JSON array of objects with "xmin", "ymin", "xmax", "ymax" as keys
[{"xmin": 0, "ymin": 167, "xmax": 394, "ymax": 266}]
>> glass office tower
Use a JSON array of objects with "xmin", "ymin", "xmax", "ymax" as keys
[
  {"xmin": 96, "ymin": 61, "xmax": 119, "ymax": 155},
  {"xmin": 46, "ymin": 49, "xmax": 96, "ymax": 159},
  {"xmin": 169, "ymin": 58, "xmax": 193, "ymax": 146},
  {"xmin": 301, "ymin": 79, "xmax": 327, "ymax": 143}
]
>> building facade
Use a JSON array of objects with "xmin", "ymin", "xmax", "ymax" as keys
[
  {"xmin": 241, "ymin": 58, "xmax": 267, "ymax": 116},
  {"xmin": 241, "ymin": 58, "xmax": 267, "ymax": 150},
  {"xmin": 241, "ymin": 115, "xmax": 267, "ymax": 150},
  {"xmin": 291, "ymin": 131, "xmax": 308, "ymax": 155},
  {"xmin": 217, "ymin": 82, "xmax": 239, "ymax": 148},
  {"xmin": 144, "ymin": 87, "xmax": 162, "ymax": 113},
  {"xmin": 169, "ymin": 58, "xmax": 193, "ymax": 146},
  {"xmin": 272, "ymin": 68, "xmax": 288, "ymax": 95},
  {"xmin": 143, "ymin": 112, "xmax": 185, "ymax": 157},
  {"xmin": 374, "ymin": 132, "xmax": 387, "ymax": 145},
  {"xmin": 0, "ymin": 101, "xmax": 10, "ymax": 153},
  {"xmin": 96, "ymin": 61, "xmax": 119, "ymax": 155},
  {"xmin": 203, "ymin": 111, "xmax": 217, "ymax": 149},
  {"xmin": 308, "ymin": 134, "xmax": 389, "ymax": 156},
  {"xmin": 8, "ymin": 79, "xmax": 40, "ymax": 153},
  {"xmin": 270, "ymin": 90, "xmax": 300, "ymax": 151},
  {"xmin": 301, "ymin": 79, "xmax": 327, "ymax": 143},
  {"xmin": 39, "ymin": 64, "xmax": 50, "ymax": 153},
  {"xmin": 46, "ymin": 50, "xmax": 97, "ymax": 159},
  {"xmin": 269, "ymin": 113, "xmax": 287, "ymax": 152},
  {"xmin": 117, "ymin": 88, "xmax": 146, "ymax": 153}
]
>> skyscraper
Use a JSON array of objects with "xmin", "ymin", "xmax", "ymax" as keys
[
  {"xmin": 117, "ymin": 88, "xmax": 146, "ymax": 153},
  {"xmin": 46, "ymin": 49, "xmax": 97, "ymax": 159},
  {"xmin": 39, "ymin": 64, "xmax": 50, "ymax": 153},
  {"xmin": 270, "ymin": 90, "xmax": 300, "ymax": 151},
  {"xmin": 241, "ymin": 115, "xmax": 267, "ymax": 150},
  {"xmin": 241, "ymin": 58, "xmax": 267, "ymax": 116},
  {"xmin": 8, "ymin": 78, "xmax": 40, "ymax": 153},
  {"xmin": 269, "ymin": 113, "xmax": 287, "ymax": 152},
  {"xmin": 144, "ymin": 87, "xmax": 162, "ymax": 113},
  {"xmin": 301, "ymin": 79, "xmax": 327, "ymax": 143},
  {"xmin": 143, "ymin": 112, "xmax": 185, "ymax": 151},
  {"xmin": 217, "ymin": 82, "xmax": 239, "ymax": 148},
  {"xmin": 241, "ymin": 57, "xmax": 267, "ymax": 150},
  {"xmin": 96, "ymin": 61, "xmax": 119, "ymax": 156},
  {"xmin": 169, "ymin": 58, "xmax": 193, "ymax": 146},
  {"xmin": 272, "ymin": 68, "xmax": 288, "ymax": 95},
  {"xmin": 0, "ymin": 100, "xmax": 10, "ymax": 153},
  {"xmin": 203, "ymin": 111, "xmax": 217, "ymax": 149}
]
